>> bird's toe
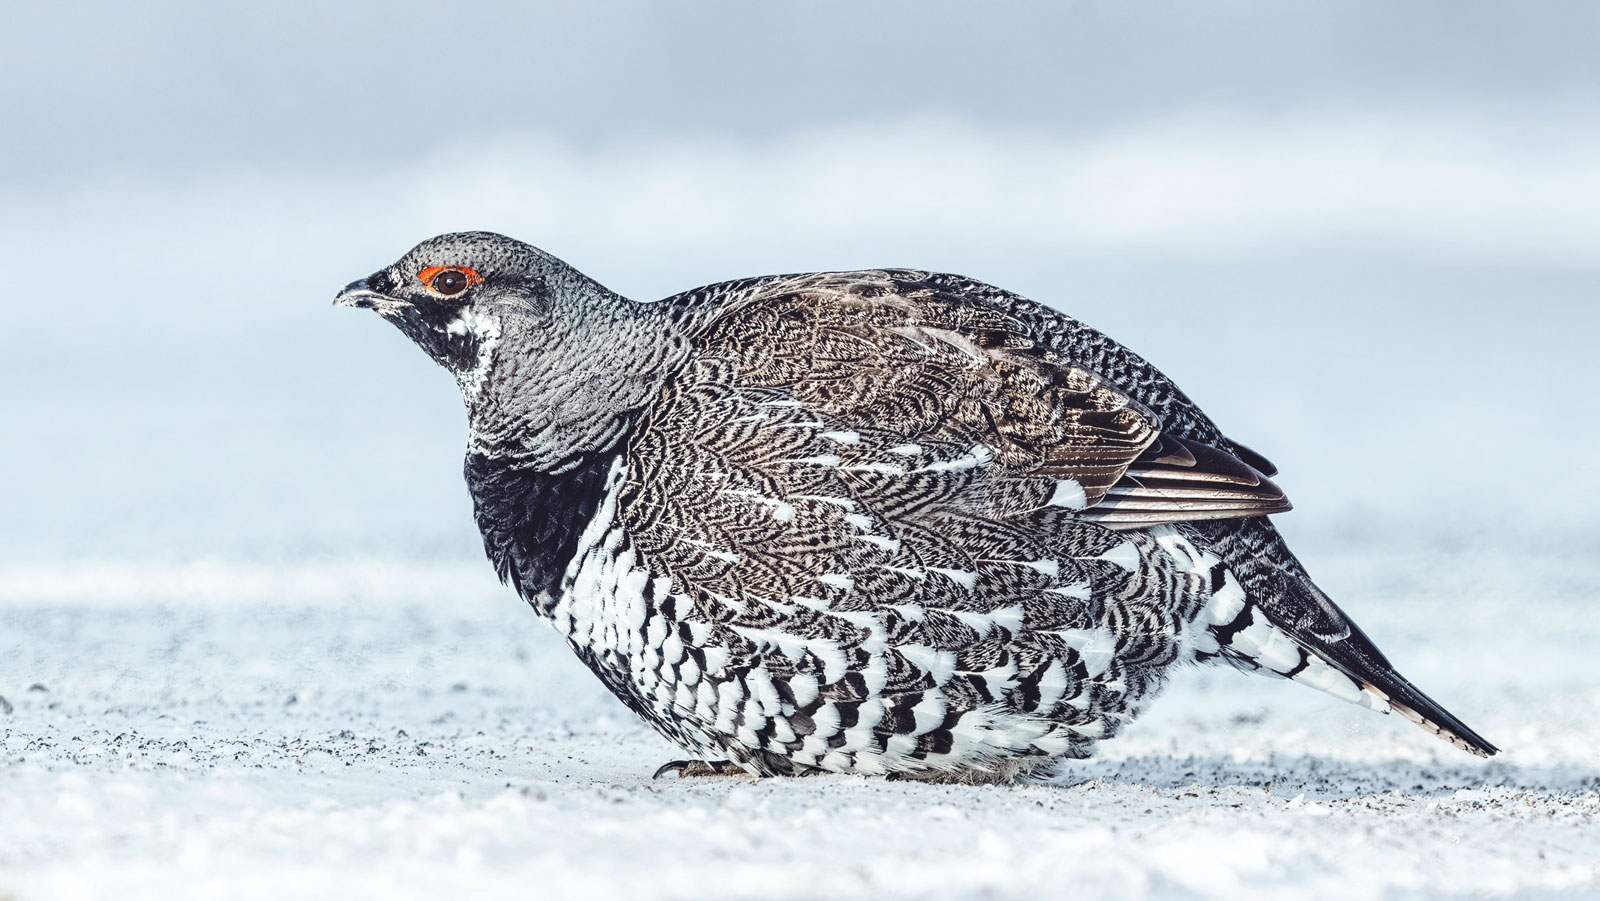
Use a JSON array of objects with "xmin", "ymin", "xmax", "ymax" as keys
[{"xmin": 652, "ymin": 759, "xmax": 750, "ymax": 779}]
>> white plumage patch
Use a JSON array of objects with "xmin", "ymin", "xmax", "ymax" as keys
[
  {"xmin": 1055, "ymin": 627, "xmax": 1119, "ymax": 678},
  {"xmin": 1229, "ymin": 618, "xmax": 1303, "ymax": 673},
  {"xmin": 791, "ymin": 494, "xmax": 858, "ymax": 510},
  {"xmin": 843, "ymin": 513, "xmax": 875, "ymax": 531},
  {"xmin": 787, "ymin": 454, "xmax": 842, "ymax": 467},
  {"xmin": 856, "ymin": 535, "xmax": 901, "ymax": 552},
  {"xmin": 915, "ymin": 444, "xmax": 992, "ymax": 473},
  {"xmin": 951, "ymin": 605, "xmax": 1024, "ymax": 637},
  {"xmin": 928, "ymin": 567, "xmax": 979, "ymax": 590},
  {"xmin": 1046, "ymin": 479, "xmax": 1089, "ymax": 510},
  {"xmin": 896, "ymin": 644, "xmax": 958, "ymax": 682},
  {"xmin": 842, "ymin": 461, "xmax": 906, "ymax": 475},
  {"xmin": 445, "ymin": 308, "xmax": 502, "ymax": 401},
  {"xmin": 818, "ymin": 572, "xmax": 855, "ymax": 592},
  {"xmin": 1045, "ymin": 580, "xmax": 1093, "ymax": 600},
  {"xmin": 1093, "ymin": 540, "xmax": 1141, "ymax": 572}
]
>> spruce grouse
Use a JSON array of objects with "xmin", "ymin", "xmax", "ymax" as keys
[{"xmin": 335, "ymin": 231, "xmax": 1496, "ymax": 782}]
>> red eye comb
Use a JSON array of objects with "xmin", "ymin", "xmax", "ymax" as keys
[{"xmin": 418, "ymin": 266, "xmax": 484, "ymax": 287}]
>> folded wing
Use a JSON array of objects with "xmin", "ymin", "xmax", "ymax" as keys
[{"xmin": 696, "ymin": 270, "xmax": 1287, "ymax": 529}]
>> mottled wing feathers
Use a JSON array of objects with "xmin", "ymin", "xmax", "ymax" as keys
[{"xmin": 688, "ymin": 270, "xmax": 1286, "ymax": 526}]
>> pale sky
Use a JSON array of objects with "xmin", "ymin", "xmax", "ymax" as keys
[
  {"xmin": 7, "ymin": 1, "xmax": 1599, "ymax": 181},
  {"xmin": 3, "ymin": 2, "xmax": 1596, "ymax": 564}
]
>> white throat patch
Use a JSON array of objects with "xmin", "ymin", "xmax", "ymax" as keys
[{"xmin": 446, "ymin": 308, "xmax": 502, "ymax": 401}]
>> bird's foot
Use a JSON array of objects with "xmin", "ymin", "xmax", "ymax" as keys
[{"xmin": 652, "ymin": 759, "xmax": 751, "ymax": 780}]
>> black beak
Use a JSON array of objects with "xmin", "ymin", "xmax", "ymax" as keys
[{"xmin": 334, "ymin": 279, "xmax": 388, "ymax": 309}]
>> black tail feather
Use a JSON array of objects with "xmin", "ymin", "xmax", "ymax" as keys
[{"xmin": 1266, "ymin": 578, "xmax": 1499, "ymax": 757}]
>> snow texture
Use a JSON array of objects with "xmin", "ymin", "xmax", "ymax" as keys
[{"xmin": 2, "ymin": 538, "xmax": 1596, "ymax": 901}]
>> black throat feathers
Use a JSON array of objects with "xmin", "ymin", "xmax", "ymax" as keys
[{"xmin": 464, "ymin": 449, "xmax": 619, "ymax": 607}]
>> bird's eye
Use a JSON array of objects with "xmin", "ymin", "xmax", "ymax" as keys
[{"xmin": 418, "ymin": 266, "xmax": 483, "ymax": 298}]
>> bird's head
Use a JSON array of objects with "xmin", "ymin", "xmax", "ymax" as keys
[
  {"xmin": 335, "ymin": 231, "xmax": 576, "ymax": 398},
  {"xmin": 335, "ymin": 231, "xmax": 689, "ymax": 463}
]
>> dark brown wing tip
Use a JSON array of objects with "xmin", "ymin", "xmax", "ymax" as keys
[
  {"xmin": 1080, "ymin": 434, "xmax": 1291, "ymax": 528},
  {"xmin": 1229, "ymin": 440, "xmax": 1280, "ymax": 477},
  {"xmin": 1086, "ymin": 501, "xmax": 1292, "ymax": 530}
]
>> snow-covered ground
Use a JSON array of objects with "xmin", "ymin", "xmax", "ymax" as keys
[{"xmin": 3, "ymin": 535, "xmax": 1596, "ymax": 900}]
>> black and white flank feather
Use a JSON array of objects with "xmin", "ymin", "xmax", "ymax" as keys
[{"xmin": 335, "ymin": 232, "xmax": 1496, "ymax": 782}]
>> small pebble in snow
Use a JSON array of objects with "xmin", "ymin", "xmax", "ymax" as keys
[
  {"xmin": 0, "ymin": 695, "xmax": 12, "ymax": 715},
  {"xmin": 28, "ymin": 683, "xmax": 48, "ymax": 693}
]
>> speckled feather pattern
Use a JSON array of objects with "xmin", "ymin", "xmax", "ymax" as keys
[{"xmin": 339, "ymin": 232, "xmax": 1497, "ymax": 778}]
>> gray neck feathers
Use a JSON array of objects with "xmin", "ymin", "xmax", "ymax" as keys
[{"xmin": 465, "ymin": 282, "xmax": 694, "ymax": 469}]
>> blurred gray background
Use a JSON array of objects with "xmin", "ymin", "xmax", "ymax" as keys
[{"xmin": 3, "ymin": 0, "xmax": 1597, "ymax": 576}]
